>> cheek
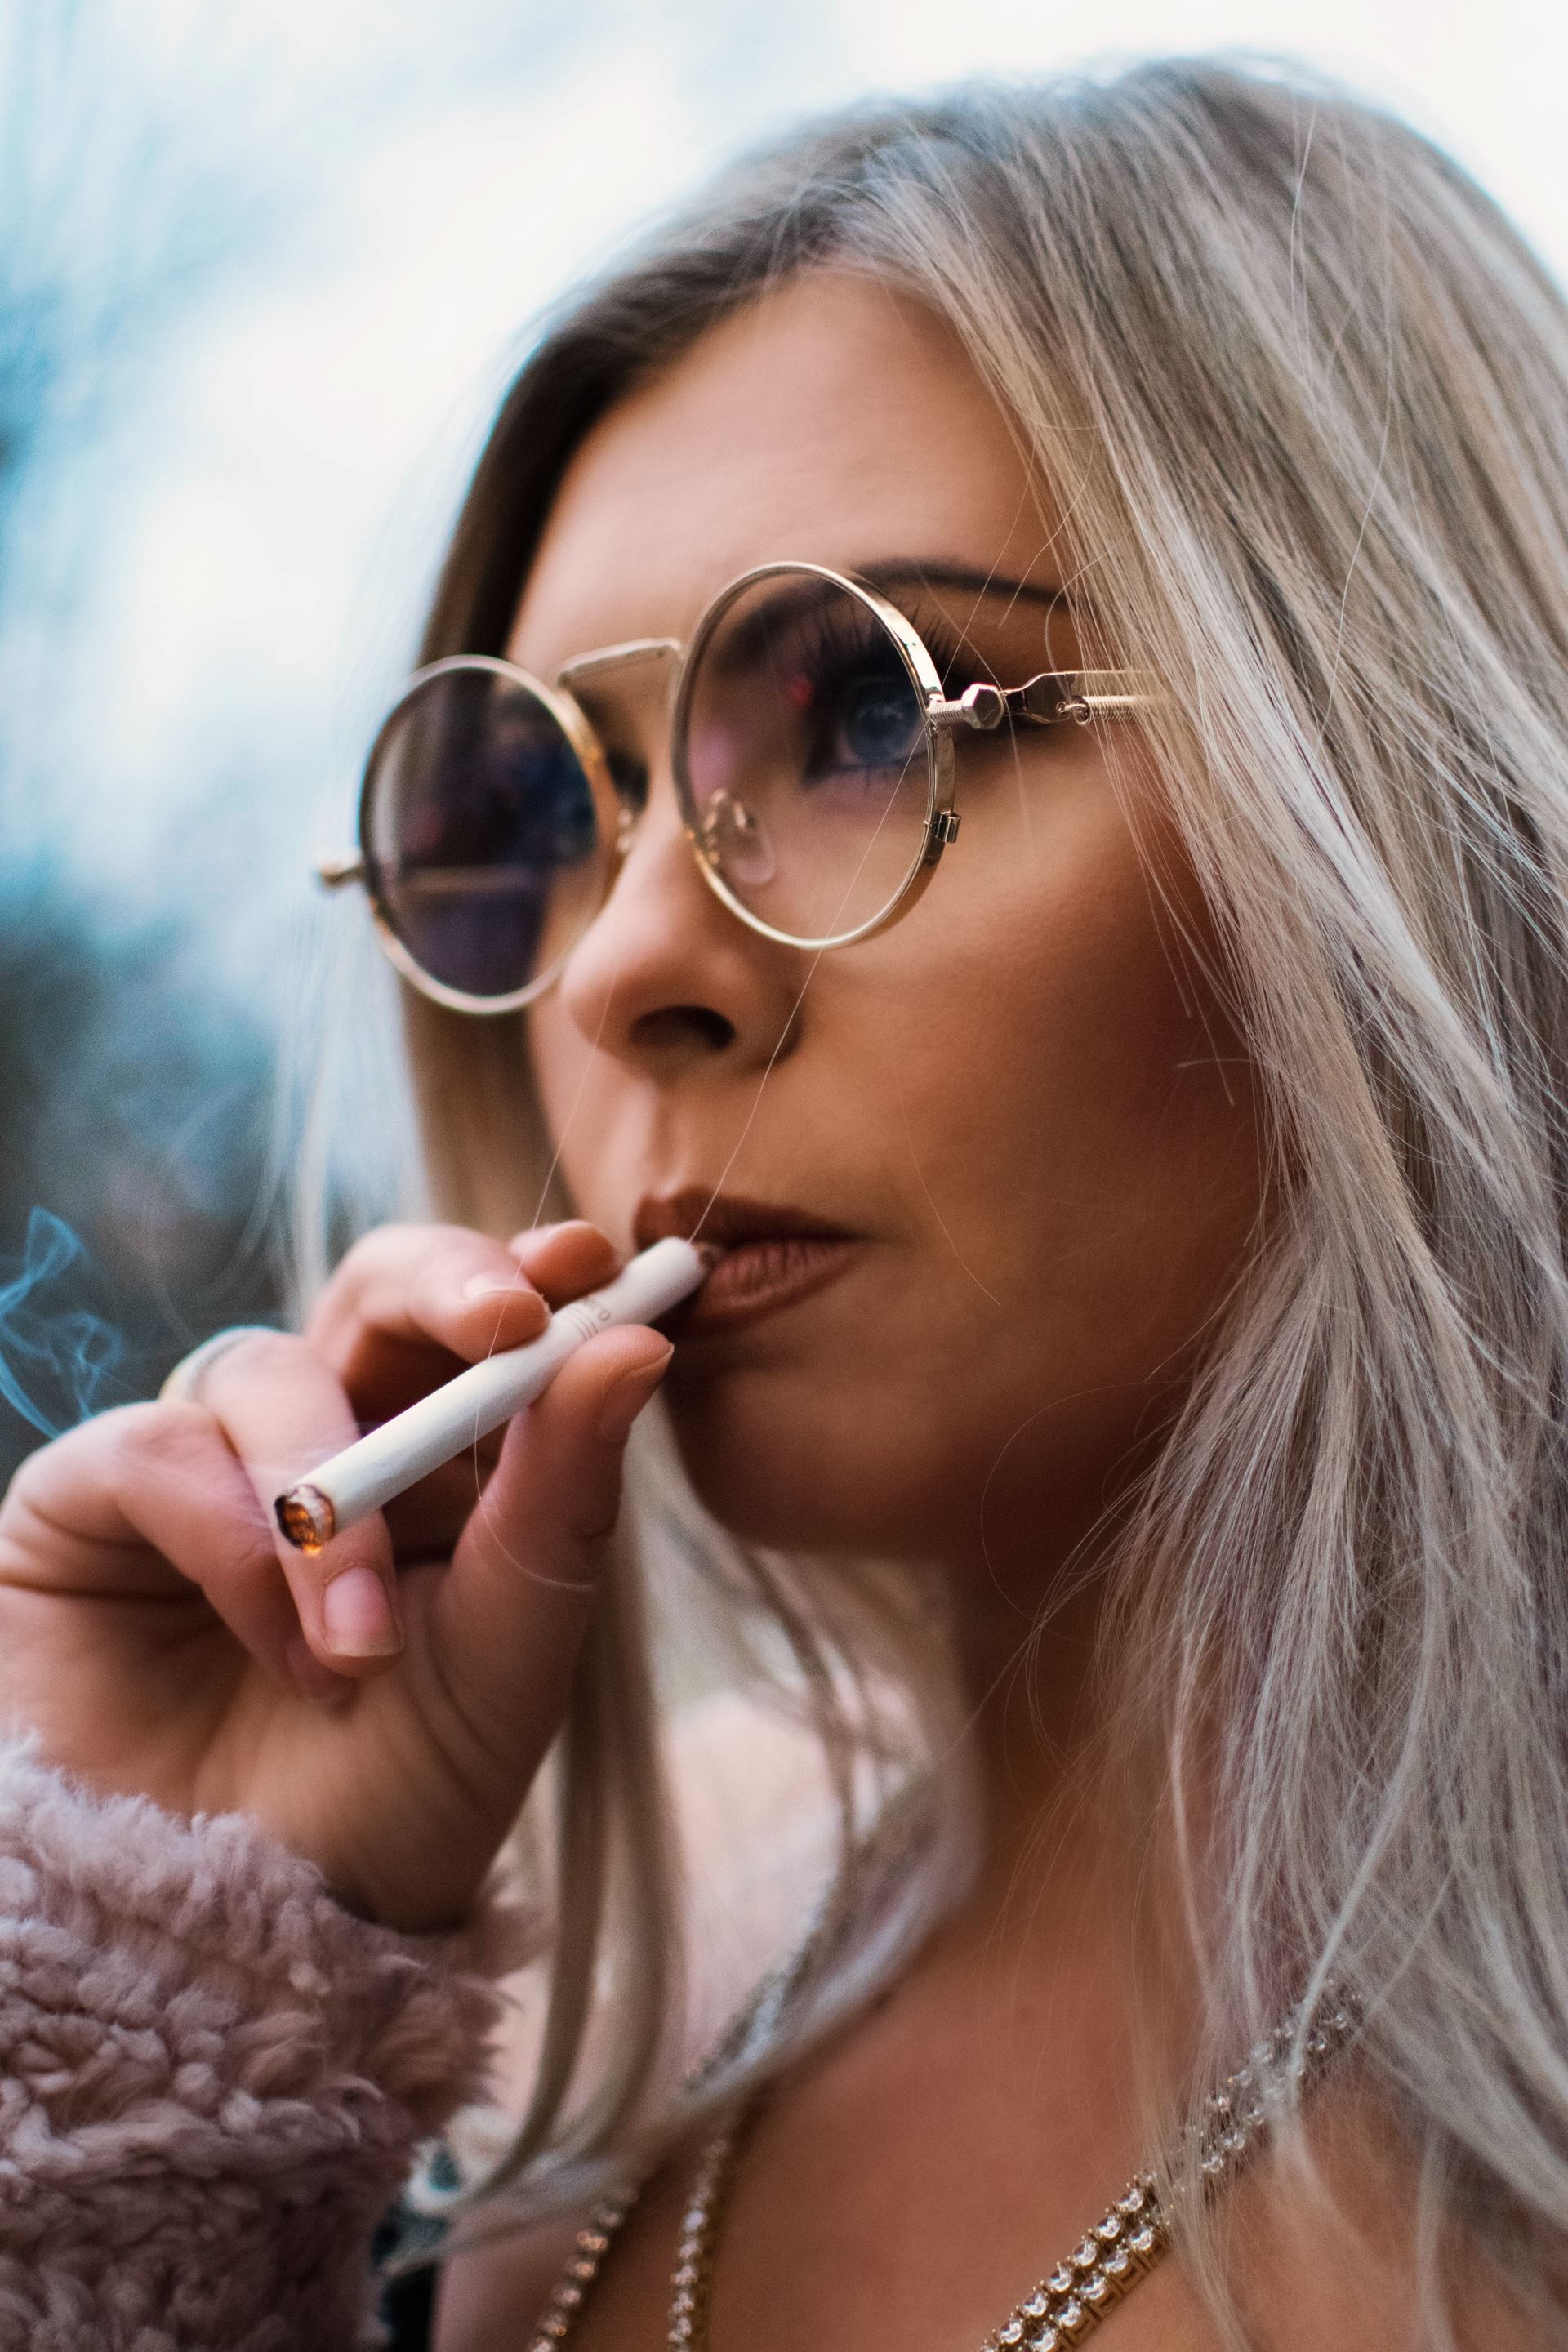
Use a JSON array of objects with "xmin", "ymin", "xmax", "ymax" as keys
[
  {"xmin": 528, "ymin": 754, "xmax": 1266, "ymax": 1561},
  {"xmin": 742, "ymin": 764, "xmax": 1266, "ymax": 1545},
  {"xmin": 905, "ymin": 759, "xmax": 1261, "ymax": 1307},
  {"xmin": 527, "ymin": 1004, "xmax": 579, "ymax": 1171},
  {"xmin": 524, "ymin": 1002, "xmax": 632, "ymax": 1236}
]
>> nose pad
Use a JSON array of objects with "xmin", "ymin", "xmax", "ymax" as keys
[
  {"xmin": 551, "ymin": 754, "xmax": 795, "ymax": 1077},
  {"xmin": 697, "ymin": 789, "xmax": 775, "ymax": 888}
]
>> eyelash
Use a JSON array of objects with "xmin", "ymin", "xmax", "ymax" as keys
[
  {"xmin": 779, "ymin": 601, "xmax": 972, "ymax": 702},
  {"xmin": 597, "ymin": 604, "xmax": 991, "ymax": 812}
]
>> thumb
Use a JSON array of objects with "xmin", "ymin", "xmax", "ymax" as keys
[{"xmin": 421, "ymin": 1325, "xmax": 672, "ymax": 1781}]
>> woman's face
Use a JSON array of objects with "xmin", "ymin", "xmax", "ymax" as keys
[{"xmin": 514, "ymin": 272, "xmax": 1265, "ymax": 1582}]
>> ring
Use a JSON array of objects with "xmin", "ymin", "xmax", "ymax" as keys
[{"xmin": 158, "ymin": 1326, "xmax": 283, "ymax": 1405}]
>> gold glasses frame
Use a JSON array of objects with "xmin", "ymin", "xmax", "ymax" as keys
[{"xmin": 318, "ymin": 559, "xmax": 1155, "ymax": 1017}]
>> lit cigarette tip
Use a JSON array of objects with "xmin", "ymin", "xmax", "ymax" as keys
[{"xmin": 276, "ymin": 1483, "xmax": 336, "ymax": 1555}]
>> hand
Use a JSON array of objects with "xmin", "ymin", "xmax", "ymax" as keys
[{"xmin": 0, "ymin": 1221, "xmax": 670, "ymax": 1931}]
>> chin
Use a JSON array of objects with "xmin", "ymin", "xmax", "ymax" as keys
[{"xmin": 660, "ymin": 1373, "xmax": 944, "ymax": 1558}]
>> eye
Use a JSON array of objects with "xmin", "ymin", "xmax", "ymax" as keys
[
  {"xmin": 804, "ymin": 662, "xmax": 922, "ymax": 774},
  {"xmin": 782, "ymin": 618, "xmax": 924, "ymax": 786}
]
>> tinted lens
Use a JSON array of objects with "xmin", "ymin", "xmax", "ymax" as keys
[
  {"xmin": 676, "ymin": 571, "xmax": 932, "ymax": 942},
  {"xmin": 363, "ymin": 664, "xmax": 604, "ymax": 1001}
]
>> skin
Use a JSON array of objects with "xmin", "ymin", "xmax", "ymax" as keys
[
  {"xmin": 0, "ymin": 1218, "xmax": 674, "ymax": 1931},
  {"xmin": 441, "ymin": 279, "xmax": 1406, "ymax": 2350},
  {"xmin": 0, "ymin": 273, "xmax": 1531, "ymax": 2349},
  {"xmin": 519, "ymin": 274, "xmax": 1266, "ymax": 1636}
]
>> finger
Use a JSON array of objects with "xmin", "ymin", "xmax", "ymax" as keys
[
  {"xmin": 506, "ymin": 1220, "xmax": 622, "ymax": 1306},
  {"xmin": 378, "ymin": 1445, "xmax": 502, "ymax": 1562},
  {"xmin": 305, "ymin": 1223, "xmax": 553, "ymax": 1414},
  {"xmin": 368, "ymin": 1218, "xmax": 623, "ymax": 1554},
  {"xmin": 197, "ymin": 1332, "xmax": 404, "ymax": 1679},
  {"xmin": 300, "ymin": 1223, "xmax": 625, "ymax": 1567},
  {"xmin": 418, "ymin": 1324, "xmax": 671, "ymax": 1775},
  {"xmin": 305, "ymin": 1224, "xmax": 619, "ymax": 1554},
  {"xmin": 0, "ymin": 1402, "xmax": 341, "ymax": 1702}
]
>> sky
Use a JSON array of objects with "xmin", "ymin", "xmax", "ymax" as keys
[{"xmin": 15, "ymin": 0, "xmax": 1568, "ymax": 992}]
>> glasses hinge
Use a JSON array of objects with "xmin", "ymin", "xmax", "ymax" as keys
[
  {"xmin": 929, "ymin": 808, "xmax": 962, "ymax": 852},
  {"xmin": 927, "ymin": 684, "xmax": 1005, "ymax": 732}
]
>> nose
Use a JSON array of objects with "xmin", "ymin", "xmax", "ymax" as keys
[{"xmin": 553, "ymin": 774, "xmax": 804, "ymax": 1081}]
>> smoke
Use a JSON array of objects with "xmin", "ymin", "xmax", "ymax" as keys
[{"xmin": 0, "ymin": 1207, "xmax": 122, "ymax": 1440}]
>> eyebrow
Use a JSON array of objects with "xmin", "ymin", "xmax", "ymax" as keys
[
  {"xmin": 854, "ymin": 559, "xmax": 1071, "ymax": 608},
  {"xmin": 556, "ymin": 559, "xmax": 1081, "ymax": 697}
]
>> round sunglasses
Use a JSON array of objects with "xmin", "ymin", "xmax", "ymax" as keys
[{"xmin": 317, "ymin": 560, "xmax": 1153, "ymax": 1015}]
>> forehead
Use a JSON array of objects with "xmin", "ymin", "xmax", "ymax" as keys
[{"xmin": 507, "ymin": 270, "xmax": 1063, "ymax": 673}]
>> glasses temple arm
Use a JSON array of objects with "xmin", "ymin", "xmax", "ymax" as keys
[{"xmin": 927, "ymin": 671, "xmax": 1160, "ymax": 731}]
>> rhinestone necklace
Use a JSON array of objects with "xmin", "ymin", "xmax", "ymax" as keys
[{"xmin": 526, "ymin": 1971, "xmax": 1356, "ymax": 2352}]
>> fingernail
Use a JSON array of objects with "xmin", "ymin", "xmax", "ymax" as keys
[
  {"xmin": 462, "ymin": 1272, "xmax": 527, "ymax": 1302},
  {"xmin": 598, "ymin": 1343, "xmax": 674, "ymax": 1442},
  {"xmin": 322, "ymin": 1566, "xmax": 403, "ymax": 1658}
]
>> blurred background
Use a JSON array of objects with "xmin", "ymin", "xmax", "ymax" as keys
[{"xmin": 2, "ymin": 0, "xmax": 1566, "ymax": 1481}]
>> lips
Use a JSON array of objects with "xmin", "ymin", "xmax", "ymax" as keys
[{"xmin": 634, "ymin": 1188, "xmax": 861, "ymax": 1333}]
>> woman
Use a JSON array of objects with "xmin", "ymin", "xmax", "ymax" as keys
[{"xmin": 2, "ymin": 54, "xmax": 1566, "ymax": 2350}]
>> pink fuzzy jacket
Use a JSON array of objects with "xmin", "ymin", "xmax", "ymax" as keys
[{"xmin": 0, "ymin": 1740, "xmax": 501, "ymax": 2350}]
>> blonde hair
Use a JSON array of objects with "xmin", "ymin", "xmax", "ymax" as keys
[{"xmin": 336, "ymin": 57, "xmax": 1568, "ymax": 2335}]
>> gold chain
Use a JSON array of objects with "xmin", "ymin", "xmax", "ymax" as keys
[{"xmin": 524, "ymin": 1980, "xmax": 1356, "ymax": 2352}]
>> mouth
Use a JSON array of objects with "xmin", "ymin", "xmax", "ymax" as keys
[{"xmin": 634, "ymin": 1187, "xmax": 862, "ymax": 1334}]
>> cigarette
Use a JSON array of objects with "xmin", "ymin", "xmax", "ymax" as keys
[{"xmin": 274, "ymin": 1236, "xmax": 712, "ymax": 1552}]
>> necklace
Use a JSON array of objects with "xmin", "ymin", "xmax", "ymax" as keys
[{"xmin": 525, "ymin": 1970, "xmax": 1356, "ymax": 2352}]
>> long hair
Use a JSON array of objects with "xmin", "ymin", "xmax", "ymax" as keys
[{"xmin": 336, "ymin": 58, "xmax": 1568, "ymax": 2334}]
